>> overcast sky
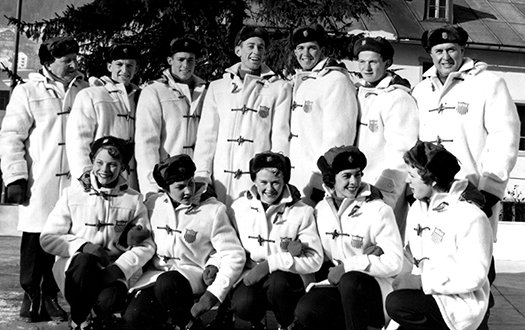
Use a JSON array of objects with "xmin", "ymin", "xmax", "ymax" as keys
[{"xmin": 0, "ymin": 0, "xmax": 92, "ymax": 27}]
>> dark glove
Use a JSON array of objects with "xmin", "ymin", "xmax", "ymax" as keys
[
  {"xmin": 78, "ymin": 170, "xmax": 91, "ymax": 192},
  {"xmin": 5, "ymin": 179, "xmax": 27, "ymax": 204},
  {"xmin": 243, "ymin": 261, "xmax": 269, "ymax": 286},
  {"xmin": 80, "ymin": 242, "xmax": 111, "ymax": 267},
  {"xmin": 287, "ymin": 239, "xmax": 304, "ymax": 257},
  {"xmin": 190, "ymin": 290, "xmax": 219, "ymax": 318},
  {"xmin": 363, "ymin": 244, "xmax": 384, "ymax": 256},
  {"xmin": 101, "ymin": 264, "xmax": 125, "ymax": 286},
  {"xmin": 481, "ymin": 190, "xmax": 500, "ymax": 218},
  {"xmin": 327, "ymin": 263, "xmax": 345, "ymax": 285},
  {"xmin": 310, "ymin": 188, "xmax": 325, "ymax": 204},
  {"xmin": 118, "ymin": 222, "xmax": 151, "ymax": 248},
  {"xmin": 202, "ymin": 265, "xmax": 219, "ymax": 286}
]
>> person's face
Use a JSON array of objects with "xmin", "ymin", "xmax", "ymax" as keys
[
  {"xmin": 93, "ymin": 148, "xmax": 123, "ymax": 186},
  {"xmin": 254, "ymin": 168, "xmax": 285, "ymax": 205},
  {"xmin": 235, "ymin": 37, "xmax": 266, "ymax": 71},
  {"xmin": 358, "ymin": 51, "xmax": 390, "ymax": 84},
  {"xmin": 430, "ymin": 42, "xmax": 464, "ymax": 80},
  {"xmin": 406, "ymin": 166, "xmax": 433, "ymax": 200},
  {"xmin": 294, "ymin": 41, "xmax": 322, "ymax": 71},
  {"xmin": 334, "ymin": 168, "xmax": 363, "ymax": 199},
  {"xmin": 168, "ymin": 178, "xmax": 195, "ymax": 205},
  {"xmin": 47, "ymin": 53, "xmax": 78, "ymax": 83},
  {"xmin": 107, "ymin": 59, "xmax": 138, "ymax": 86},
  {"xmin": 167, "ymin": 52, "xmax": 196, "ymax": 82}
]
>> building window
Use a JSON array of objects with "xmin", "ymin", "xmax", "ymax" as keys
[
  {"xmin": 425, "ymin": 0, "xmax": 451, "ymax": 22},
  {"xmin": 517, "ymin": 104, "xmax": 525, "ymax": 151}
]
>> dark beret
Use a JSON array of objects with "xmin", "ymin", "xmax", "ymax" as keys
[
  {"xmin": 353, "ymin": 37, "xmax": 394, "ymax": 61},
  {"xmin": 108, "ymin": 43, "xmax": 140, "ymax": 61},
  {"xmin": 89, "ymin": 136, "xmax": 134, "ymax": 165},
  {"xmin": 38, "ymin": 36, "xmax": 79, "ymax": 65},
  {"xmin": 169, "ymin": 37, "xmax": 203, "ymax": 57},
  {"xmin": 421, "ymin": 25, "xmax": 469, "ymax": 52},
  {"xmin": 249, "ymin": 152, "xmax": 291, "ymax": 183},
  {"xmin": 153, "ymin": 154, "xmax": 196, "ymax": 189},
  {"xmin": 235, "ymin": 26, "xmax": 269, "ymax": 46},
  {"xmin": 291, "ymin": 24, "xmax": 326, "ymax": 48},
  {"xmin": 318, "ymin": 146, "xmax": 367, "ymax": 176}
]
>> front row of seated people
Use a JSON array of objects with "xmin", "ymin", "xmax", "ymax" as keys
[{"xmin": 40, "ymin": 136, "xmax": 493, "ymax": 330}]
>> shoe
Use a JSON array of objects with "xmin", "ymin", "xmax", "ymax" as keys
[
  {"xmin": 42, "ymin": 296, "xmax": 68, "ymax": 322},
  {"xmin": 19, "ymin": 292, "xmax": 40, "ymax": 323}
]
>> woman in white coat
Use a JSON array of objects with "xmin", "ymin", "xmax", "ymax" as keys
[
  {"xmin": 386, "ymin": 141, "xmax": 493, "ymax": 330},
  {"xmin": 229, "ymin": 152, "xmax": 323, "ymax": 330},
  {"xmin": 293, "ymin": 146, "xmax": 403, "ymax": 330},
  {"xmin": 40, "ymin": 136, "xmax": 155, "ymax": 330},
  {"xmin": 124, "ymin": 154, "xmax": 245, "ymax": 330}
]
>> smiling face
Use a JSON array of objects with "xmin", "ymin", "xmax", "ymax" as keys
[
  {"xmin": 294, "ymin": 41, "xmax": 322, "ymax": 71},
  {"xmin": 334, "ymin": 168, "xmax": 363, "ymax": 199},
  {"xmin": 406, "ymin": 166, "xmax": 433, "ymax": 200},
  {"xmin": 254, "ymin": 168, "xmax": 285, "ymax": 205},
  {"xmin": 107, "ymin": 59, "xmax": 138, "ymax": 86},
  {"xmin": 47, "ymin": 53, "xmax": 79, "ymax": 83},
  {"xmin": 168, "ymin": 178, "xmax": 196, "ymax": 205},
  {"xmin": 168, "ymin": 51, "xmax": 196, "ymax": 82},
  {"xmin": 93, "ymin": 147, "xmax": 123, "ymax": 187},
  {"xmin": 235, "ymin": 37, "xmax": 266, "ymax": 71},
  {"xmin": 358, "ymin": 51, "xmax": 390, "ymax": 84},
  {"xmin": 430, "ymin": 42, "xmax": 464, "ymax": 81}
]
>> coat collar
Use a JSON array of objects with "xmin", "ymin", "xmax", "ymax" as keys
[
  {"xmin": 225, "ymin": 62, "xmax": 278, "ymax": 81},
  {"xmin": 88, "ymin": 173, "xmax": 129, "ymax": 199},
  {"xmin": 161, "ymin": 68, "xmax": 206, "ymax": 89},
  {"xmin": 422, "ymin": 57, "xmax": 487, "ymax": 81}
]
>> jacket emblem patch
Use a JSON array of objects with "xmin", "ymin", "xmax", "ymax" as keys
[
  {"xmin": 431, "ymin": 228, "xmax": 445, "ymax": 243},
  {"xmin": 280, "ymin": 237, "xmax": 292, "ymax": 251},
  {"xmin": 456, "ymin": 102, "xmax": 469, "ymax": 115},
  {"xmin": 350, "ymin": 235, "xmax": 364, "ymax": 249},
  {"xmin": 303, "ymin": 100, "xmax": 313, "ymax": 113},
  {"xmin": 184, "ymin": 229, "xmax": 198, "ymax": 243},
  {"xmin": 258, "ymin": 105, "xmax": 270, "ymax": 118},
  {"xmin": 368, "ymin": 119, "xmax": 379, "ymax": 132},
  {"xmin": 114, "ymin": 220, "xmax": 128, "ymax": 233}
]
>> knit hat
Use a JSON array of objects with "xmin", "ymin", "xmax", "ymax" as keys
[
  {"xmin": 353, "ymin": 36, "xmax": 394, "ymax": 61},
  {"xmin": 169, "ymin": 37, "xmax": 203, "ymax": 57},
  {"xmin": 421, "ymin": 25, "xmax": 469, "ymax": 52},
  {"xmin": 38, "ymin": 36, "xmax": 79, "ymax": 65},
  {"xmin": 291, "ymin": 24, "xmax": 326, "ymax": 48},
  {"xmin": 153, "ymin": 154, "xmax": 196, "ymax": 189},
  {"xmin": 89, "ymin": 136, "xmax": 134, "ymax": 165},
  {"xmin": 249, "ymin": 152, "xmax": 291, "ymax": 183},
  {"xmin": 317, "ymin": 146, "xmax": 367, "ymax": 188},
  {"xmin": 108, "ymin": 43, "xmax": 140, "ymax": 61},
  {"xmin": 235, "ymin": 26, "xmax": 269, "ymax": 46}
]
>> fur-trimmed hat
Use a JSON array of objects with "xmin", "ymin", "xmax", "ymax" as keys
[
  {"xmin": 235, "ymin": 26, "xmax": 269, "ymax": 46},
  {"xmin": 353, "ymin": 37, "xmax": 394, "ymax": 61},
  {"xmin": 38, "ymin": 36, "xmax": 79, "ymax": 65},
  {"xmin": 169, "ymin": 37, "xmax": 203, "ymax": 57},
  {"xmin": 421, "ymin": 25, "xmax": 469, "ymax": 52},
  {"xmin": 249, "ymin": 152, "xmax": 291, "ymax": 183},
  {"xmin": 291, "ymin": 24, "xmax": 326, "ymax": 48},
  {"xmin": 153, "ymin": 154, "xmax": 196, "ymax": 189},
  {"xmin": 108, "ymin": 43, "xmax": 140, "ymax": 61},
  {"xmin": 89, "ymin": 136, "xmax": 134, "ymax": 165},
  {"xmin": 317, "ymin": 146, "xmax": 367, "ymax": 188}
]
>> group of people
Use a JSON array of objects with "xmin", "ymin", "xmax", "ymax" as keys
[{"xmin": 0, "ymin": 20, "xmax": 520, "ymax": 330}]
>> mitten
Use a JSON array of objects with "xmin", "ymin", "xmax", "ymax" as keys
[
  {"xmin": 80, "ymin": 242, "xmax": 111, "ymax": 267},
  {"xmin": 481, "ymin": 190, "xmax": 499, "ymax": 218},
  {"xmin": 118, "ymin": 222, "xmax": 151, "ymax": 249},
  {"xmin": 202, "ymin": 265, "xmax": 219, "ymax": 286},
  {"xmin": 327, "ymin": 263, "xmax": 345, "ymax": 285},
  {"xmin": 78, "ymin": 170, "xmax": 91, "ymax": 192},
  {"xmin": 101, "ymin": 264, "xmax": 125, "ymax": 287},
  {"xmin": 5, "ymin": 179, "xmax": 27, "ymax": 204},
  {"xmin": 287, "ymin": 239, "xmax": 304, "ymax": 257},
  {"xmin": 190, "ymin": 290, "xmax": 219, "ymax": 318},
  {"xmin": 243, "ymin": 261, "xmax": 269, "ymax": 286}
]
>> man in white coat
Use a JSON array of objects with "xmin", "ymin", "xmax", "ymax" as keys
[
  {"xmin": 135, "ymin": 37, "xmax": 207, "ymax": 196},
  {"xmin": 66, "ymin": 44, "xmax": 140, "ymax": 190},
  {"xmin": 289, "ymin": 24, "xmax": 358, "ymax": 207},
  {"xmin": 0, "ymin": 36, "xmax": 88, "ymax": 322},
  {"xmin": 193, "ymin": 26, "xmax": 292, "ymax": 207},
  {"xmin": 353, "ymin": 37, "xmax": 419, "ymax": 238}
]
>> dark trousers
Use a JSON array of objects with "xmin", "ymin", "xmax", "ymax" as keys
[
  {"xmin": 65, "ymin": 253, "xmax": 127, "ymax": 324},
  {"xmin": 124, "ymin": 270, "xmax": 194, "ymax": 330},
  {"xmin": 231, "ymin": 270, "xmax": 304, "ymax": 328},
  {"xmin": 295, "ymin": 271, "xmax": 385, "ymax": 330},
  {"xmin": 386, "ymin": 289, "xmax": 448, "ymax": 330},
  {"xmin": 20, "ymin": 232, "xmax": 59, "ymax": 299}
]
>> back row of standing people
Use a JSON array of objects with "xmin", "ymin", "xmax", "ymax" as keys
[{"xmin": 0, "ymin": 22, "xmax": 519, "ymax": 328}]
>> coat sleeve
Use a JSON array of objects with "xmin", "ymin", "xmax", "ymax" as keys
[
  {"xmin": 193, "ymin": 82, "xmax": 220, "ymax": 182},
  {"xmin": 206, "ymin": 203, "xmax": 246, "ymax": 302},
  {"xmin": 267, "ymin": 206, "xmax": 323, "ymax": 274},
  {"xmin": 478, "ymin": 74, "xmax": 520, "ymax": 199},
  {"xmin": 0, "ymin": 85, "xmax": 33, "ymax": 184},
  {"xmin": 135, "ymin": 85, "xmax": 163, "ymax": 195},
  {"xmin": 66, "ymin": 89, "xmax": 97, "ymax": 180},
  {"xmin": 113, "ymin": 197, "xmax": 156, "ymax": 281},
  {"xmin": 270, "ymin": 80, "xmax": 292, "ymax": 156}
]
